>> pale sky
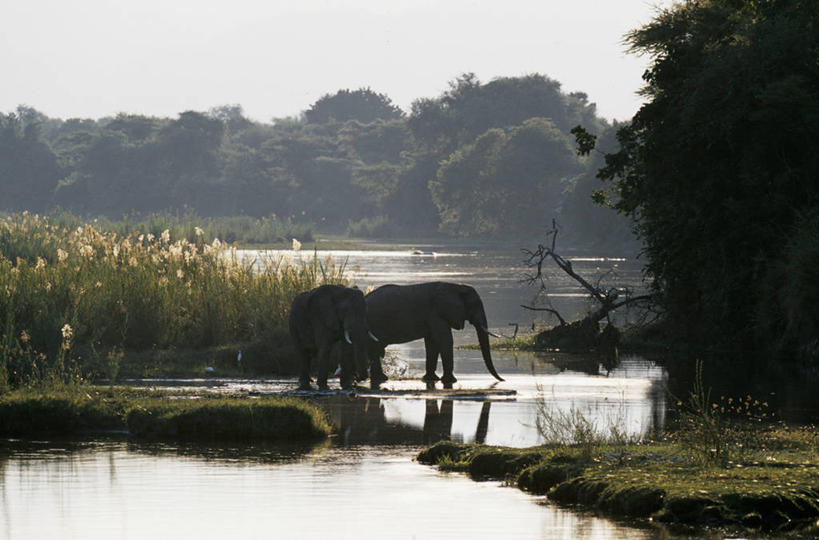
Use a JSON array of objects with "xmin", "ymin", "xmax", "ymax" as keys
[{"xmin": 0, "ymin": 0, "xmax": 673, "ymax": 123}]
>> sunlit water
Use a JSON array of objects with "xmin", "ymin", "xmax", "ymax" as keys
[
  {"xmin": 2, "ymin": 245, "xmax": 670, "ymax": 539},
  {"xmin": 0, "ymin": 441, "xmax": 655, "ymax": 540},
  {"xmin": 241, "ymin": 244, "xmax": 647, "ymax": 333}
]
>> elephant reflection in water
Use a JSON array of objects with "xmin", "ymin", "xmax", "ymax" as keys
[
  {"xmin": 424, "ymin": 400, "xmax": 491, "ymax": 445},
  {"xmin": 324, "ymin": 395, "xmax": 493, "ymax": 446}
]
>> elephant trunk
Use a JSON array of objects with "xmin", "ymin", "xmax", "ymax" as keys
[
  {"xmin": 476, "ymin": 326, "xmax": 504, "ymax": 381},
  {"xmin": 353, "ymin": 342, "xmax": 369, "ymax": 381}
]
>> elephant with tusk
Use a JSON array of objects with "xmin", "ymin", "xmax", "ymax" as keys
[
  {"xmin": 365, "ymin": 282, "xmax": 504, "ymax": 386},
  {"xmin": 289, "ymin": 284, "xmax": 376, "ymax": 390}
]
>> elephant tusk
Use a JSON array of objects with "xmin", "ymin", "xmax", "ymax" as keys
[
  {"xmin": 344, "ymin": 330, "xmax": 353, "ymax": 344},
  {"xmin": 368, "ymin": 331, "xmax": 379, "ymax": 342},
  {"xmin": 481, "ymin": 326, "xmax": 502, "ymax": 339}
]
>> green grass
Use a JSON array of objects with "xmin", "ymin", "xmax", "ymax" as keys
[
  {"xmin": 418, "ymin": 425, "xmax": 819, "ymax": 534},
  {"xmin": 0, "ymin": 388, "xmax": 331, "ymax": 441},
  {"xmin": 0, "ymin": 212, "xmax": 347, "ymax": 388},
  {"xmin": 459, "ymin": 334, "xmax": 538, "ymax": 351},
  {"xmin": 126, "ymin": 396, "xmax": 330, "ymax": 441}
]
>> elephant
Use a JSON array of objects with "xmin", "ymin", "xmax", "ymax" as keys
[
  {"xmin": 365, "ymin": 282, "xmax": 504, "ymax": 386},
  {"xmin": 289, "ymin": 284, "xmax": 375, "ymax": 390}
]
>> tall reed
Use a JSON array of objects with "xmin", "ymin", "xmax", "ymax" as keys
[
  {"xmin": 0, "ymin": 212, "xmax": 342, "ymax": 390},
  {"xmin": 43, "ymin": 209, "xmax": 314, "ymax": 246}
]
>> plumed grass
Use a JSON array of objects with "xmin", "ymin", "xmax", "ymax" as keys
[
  {"xmin": 44, "ymin": 210, "xmax": 314, "ymax": 247},
  {"xmin": 0, "ymin": 212, "xmax": 345, "ymax": 388}
]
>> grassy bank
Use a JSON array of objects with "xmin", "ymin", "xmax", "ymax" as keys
[
  {"xmin": 0, "ymin": 388, "xmax": 331, "ymax": 441},
  {"xmin": 0, "ymin": 212, "xmax": 347, "ymax": 388},
  {"xmin": 418, "ymin": 425, "xmax": 819, "ymax": 534}
]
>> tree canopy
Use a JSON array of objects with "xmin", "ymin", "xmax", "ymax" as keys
[
  {"xmin": 0, "ymin": 74, "xmax": 632, "ymax": 246},
  {"xmin": 590, "ymin": 0, "xmax": 819, "ymax": 355},
  {"xmin": 304, "ymin": 88, "xmax": 403, "ymax": 124}
]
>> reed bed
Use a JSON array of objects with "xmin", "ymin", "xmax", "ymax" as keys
[
  {"xmin": 43, "ymin": 210, "xmax": 314, "ymax": 247},
  {"xmin": 0, "ymin": 212, "xmax": 344, "ymax": 389}
]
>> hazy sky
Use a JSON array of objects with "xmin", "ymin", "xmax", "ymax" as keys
[{"xmin": 0, "ymin": 0, "xmax": 672, "ymax": 123}]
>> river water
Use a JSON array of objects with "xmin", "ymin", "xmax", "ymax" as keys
[{"xmin": 0, "ymin": 244, "xmax": 703, "ymax": 539}]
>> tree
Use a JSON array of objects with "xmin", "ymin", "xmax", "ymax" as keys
[
  {"xmin": 431, "ymin": 118, "xmax": 580, "ymax": 236},
  {"xmin": 0, "ymin": 108, "xmax": 61, "ymax": 212},
  {"xmin": 590, "ymin": 0, "xmax": 819, "ymax": 353},
  {"xmin": 408, "ymin": 74, "xmax": 604, "ymax": 237},
  {"xmin": 304, "ymin": 88, "xmax": 403, "ymax": 124}
]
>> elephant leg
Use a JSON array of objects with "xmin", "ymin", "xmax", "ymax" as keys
[
  {"xmin": 422, "ymin": 337, "xmax": 440, "ymax": 382},
  {"xmin": 297, "ymin": 348, "xmax": 313, "ymax": 390},
  {"xmin": 316, "ymin": 345, "xmax": 331, "ymax": 390},
  {"xmin": 369, "ymin": 343, "xmax": 388, "ymax": 385},
  {"xmin": 430, "ymin": 322, "xmax": 457, "ymax": 385}
]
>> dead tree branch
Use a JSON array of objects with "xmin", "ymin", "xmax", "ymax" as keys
[
  {"xmin": 521, "ymin": 219, "xmax": 655, "ymax": 350},
  {"xmin": 520, "ymin": 304, "xmax": 567, "ymax": 325}
]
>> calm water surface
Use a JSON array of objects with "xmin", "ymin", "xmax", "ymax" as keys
[{"xmin": 0, "ymin": 245, "xmax": 679, "ymax": 539}]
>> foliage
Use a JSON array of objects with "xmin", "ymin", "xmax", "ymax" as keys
[
  {"xmin": 590, "ymin": 0, "xmax": 819, "ymax": 353},
  {"xmin": 674, "ymin": 360, "xmax": 777, "ymax": 465},
  {"xmin": 758, "ymin": 210, "xmax": 819, "ymax": 360},
  {"xmin": 0, "ymin": 107, "xmax": 61, "ymax": 213},
  {"xmin": 0, "ymin": 213, "xmax": 346, "ymax": 390},
  {"xmin": 431, "ymin": 118, "xmax": 581, "ymax": 236},
  {"xmin": 1, "ymin": 74, "xmax": 633, "ymax": 246},
  {"xmin": 304, "ymin": 88, "xmax": 403, "ymax": 124}
]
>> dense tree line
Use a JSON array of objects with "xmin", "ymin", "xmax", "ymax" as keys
[
  {"xmin": 0, "ymin": 77, "xmax": 633, "ymax": 247},
  {"xmin": 587, "ymin": 0, "xmax": 819, "ymax": 359}
]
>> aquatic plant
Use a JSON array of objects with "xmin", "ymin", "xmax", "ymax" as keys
[
  {"xmin": 673, "ymin": 360, "xmax": 777, "ymax": 465},
  {"xmin": 44, "ymin": 209, "xmax": 314, "ymax": 247},
  {"xmin": 420, "ymin": 429, "xmax": 819, "ymax": 533},
  {"xmin": 534, "ymin": 383, "xmax": 639, "ymax": 462},
  {"xmin": 0, "ymin": 388, "xmax": 332, "ymax": 441},
  {"xmin": 0, "ymin": 212, "xmax": 345, "ymax": 389},
  {"xmin": 126, "ymin": 396, "xmax": 331, "ymax": 441}
]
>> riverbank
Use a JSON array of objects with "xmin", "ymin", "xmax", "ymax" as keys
[
  {"xmin": 0, "ymin": 388, "xmax": 331, "ymax": 441},
  {"xmin": 418, "ymin": 426, "xmax": 819, "ymax": 535}
]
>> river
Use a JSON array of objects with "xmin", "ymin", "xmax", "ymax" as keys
[{"xmin": 0, "ymin": 243, "xmax": 749, "ymax": 539}]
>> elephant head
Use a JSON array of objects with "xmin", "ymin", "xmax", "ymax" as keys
[
  {"xmin": 432, "ymin": 283, "xmax": 504, "ymax": 381},
  {"xmin": 308, "ymin": 285, "xmax": 371, "ymax": 384}
]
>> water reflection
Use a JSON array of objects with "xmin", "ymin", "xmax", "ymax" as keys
[
  {"xmin": 0, "ymin": 245, "xmax": 672, "ymax": 539},
  {"xmin": 0, "ymin": 439, "xmax": 655, "ymax": 540},
  {"xmin": 277, "ymin": 353, "xmax": 667, "ymax": 448}
]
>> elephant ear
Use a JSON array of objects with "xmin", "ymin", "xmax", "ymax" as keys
[
  {"xmin": 433, "ymin": 284, "xmax": 467, "ymax": 330},
  {"xmin": 309, "ymin": 287, "xmax": 340, "ymax": 331}
]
